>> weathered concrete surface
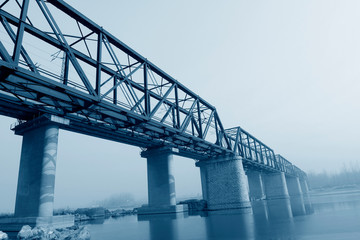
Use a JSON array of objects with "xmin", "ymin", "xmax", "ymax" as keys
[
  {"xmin": 251, "ymin": 200, "xmax": 268, "ymax": 221},
  {"xmin": 263, "ymin": 172, "xmax": 289, "ymax": 200},
  {"xmin": 14, "ymin": 124, "xmax": 59, "ymax": 218},
  {"xmin": 144, "ymin": 147, "xmax": 176, "ymax": 206},
  {"xmin": 138, "ymin": 147, "xmax": 185, "ymax": 214},
  {"xmin": 0, "ymin": 120, "xmax": 74, "ymax": 232},
  {"xmin": 246, "ymin": 170, "xmax": 265, "ymax": 201},
  {"xmin": 286, "ymin": 176, "xmax": 306, "ymax": 216},
  {"xmin": 196, "ymin": 156, "xmax": 251, "ymax": 211},
  {"xmin": 299, "ymin": 178, "xmax": 313, "ymax": 213},
  {"xmin": 263, "ymin": 172, "xmax": 293, "ymax": 219}
]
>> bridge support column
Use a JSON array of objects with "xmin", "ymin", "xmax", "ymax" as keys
[
  {"xmin": 299, "ymin": 178, "xmax": 313, "ymax": 213},
  {"xmin": 196, "ymin": 156, "xmax": 251, "ymax": 211},
  {"xmin": 138, "ymin": 147, "xmax": 187, "ymax": 215},
  {"xmin": 286, "ymin": 176, "xmax": 306, "ymax": 216},
  {"xmin": 263, "ymin": 172, "xmax": 293, "ymax": 219},
  {"xmin": 246, "ymin": 170, "xmax": 265, "ymax": 201},
  {"xmin": 14, "ymin": 123, "xmax": 59, "ymax": 217},
  {"xmin": 0, "ymin": 116, "xmax": 74, "ymax": 231}
]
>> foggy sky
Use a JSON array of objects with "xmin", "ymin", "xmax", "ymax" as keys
[{"xmin": 1, "ymin": 0, "xmax": 360, "ymax": 212}]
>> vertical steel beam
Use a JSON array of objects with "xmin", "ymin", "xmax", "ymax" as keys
[
  {"xmin": 246, "ymin": 134, "xmax": 253, "ymax": 160},
  {"xmin": 12, "ymin": 0, "xmax": 30, "ymax": 64},
  {"xmin": 113, "ymin": 77, "xmax": 117, "ymax": 104},
  {"xmin": 144, "ymin": 62, "xmax": 150, "ymax": 116},
  {"xmin": 233, "ymin": 127, "xmax": 240, "ymax": 155},
  {"xmin": 172, "ymin": 107, "xmax": 176, "ymax": 128},
  {"xmin": 62, "ymin": 54, "xmax": 69, "ymax": 85},
  {"xmin": 259, "ymin": 144, "xmax": 265, "ymax": 164},
  {"xmin": 197, "ymin": 100, "xmax": 203, "ymax": 138},
  {"xmin": 96, "ymin": 31, "xmax": 103, "ymax": 96},
  {"xmin": 270, "ymin": 151, "xmax": 276, "ymax": 168},
  {"xmin": 238, "ymin": 129, "xmax": 245, "ymax": 157},
  {"xmin": 174, "ymin": 84, "xmax": 180, "ymax": 128},
  {"xmin": 254, "ymin": 140, "xmax": 260, "ymax": 162},
  {"xmin": 214, "ymin": 115, "xmax": 219, "ymax": 145},
  {"xmin": 191, "ymin": 118, "xmax": 195, "ymax": 136}
]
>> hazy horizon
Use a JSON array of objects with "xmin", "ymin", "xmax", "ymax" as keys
[{"xmin": 1, "ymin": 0, "xmax": 359, "ymax": 212}]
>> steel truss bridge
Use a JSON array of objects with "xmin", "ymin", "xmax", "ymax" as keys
[{"xmin": 0, "ymin": 0, "xmax": 305, "ymax": 178}]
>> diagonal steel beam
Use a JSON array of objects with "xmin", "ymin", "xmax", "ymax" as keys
[
  {"xmin": 180, "ymin": 99, "xmax": 198, "ymax": 133},
  {"xmin": 12, "ymin": 0, "xmax": 29, "ymax": 64},
  {"xmin": 1, "ymin": 16, "xmax": 38, "ymax": 73},
  {"xmin": 36, "ymin": 0, "xmax": 96, "ymax": 97},
  {"xmin": 148, "ymin": 84, "xmax": 175, "ymax": 118},
  {"xmin": 0, "ymin": 41, "xmax": 11, "ymax": 62}
]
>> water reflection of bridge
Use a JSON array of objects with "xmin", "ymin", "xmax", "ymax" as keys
[{"xmin": 0, "ymin": 0, "xmax": 311, "ymax": 231}]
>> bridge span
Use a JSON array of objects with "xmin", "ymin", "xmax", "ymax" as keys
[{"xmin": 0, "ymin": 0, "xmax": 311, "ymax": 230}]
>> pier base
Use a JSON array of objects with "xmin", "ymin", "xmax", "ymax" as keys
[{"xmin": 137, "ymin": 204, "xmax": 188, "ymax": 215}]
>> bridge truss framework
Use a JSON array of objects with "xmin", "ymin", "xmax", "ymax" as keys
[{"xmin": 0, "ymin": 0, "xmax": 305, "ymax": 177}]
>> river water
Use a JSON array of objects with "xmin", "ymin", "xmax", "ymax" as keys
[{"xmin": 86, "ymin": 188, "xmax": 360, "ymax": 240}]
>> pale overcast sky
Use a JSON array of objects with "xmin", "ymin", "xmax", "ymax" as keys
[{"xmin": 1, "ymin": 0, "xmax": 360, "ymax": 212}]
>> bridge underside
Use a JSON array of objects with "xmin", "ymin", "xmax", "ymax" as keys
[
  {"xmin": 0, "ymin": 63, "xmax": 299, "ymax": 172},
  {"xmin": 0, "ymin": 65, "xmax": 231, "ymax": 160}
]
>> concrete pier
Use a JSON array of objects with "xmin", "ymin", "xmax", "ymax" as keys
[
  {"xmin": 14, "ymin": 123, "xmax": 59, "ymax": 217},
  {"xmin": 196, "ymin": 156, "xmax": 251, "ymax": 211},
  {"xmin": 246, "ymin": 170, "xmax": 265, "ymax": 201},
  {"xmin": 138, "ymin": 147, "xmax": 187, "ymax": 214},
  {"xmin": 299, "ymin": 178, "xmax": 313, "ymax": 213},
  {"xmin": 286, "ymin": 176, "xmax": 306, "ymax": 216},
  {"xmin": 0, "ymin": 116, "xmax": 74, "ymax": 231},
  {"xmin": 263, "ymin": 172, "xmax": 293, "ymax": 219}
]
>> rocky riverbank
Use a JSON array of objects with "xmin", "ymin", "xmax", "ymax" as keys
[
  {"xmin": 0, "ymin": 231, "xmax": 8, "ymax": 240},
  {"xmin": 54, "ymin": 207, "xmax": 136, "ymax": 222},
  {"xmin": 10, "ymin": 225, "xmax": 90, "ymax": 240}
]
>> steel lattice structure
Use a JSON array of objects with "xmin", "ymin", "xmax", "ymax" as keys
[{"xmin": 0, "ymin": 0, "xmax": 306, "ymax": 177}]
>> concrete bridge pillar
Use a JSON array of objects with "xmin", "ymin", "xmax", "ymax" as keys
[
  {"xmin": 0, "ymin": 116, "xmax": 74, "ymax": 231},
  {"xmin": 246, "ymin": 170, "xmax": 265, "ymax": 201},
  {"xmin": 299, "ymin": 178, "xmax": 313, "ymax": 213},
  {"xmin": 263, "ymin": 172, "xmax": 293, "ymax": 219},
  {"xmin": 14, "ymin": 123, "xmax": 59, "ymax": 217},
  {"xmin": 138, "ymin": 147, "xmax": 186, "ymax": 214},
  {"xmin": 196, "ymin": 156, "xmax": 251, "ymax": 211},
  {"xmin": 285, "ymin": 176, "xmax": 306, "ymax": 216}
]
